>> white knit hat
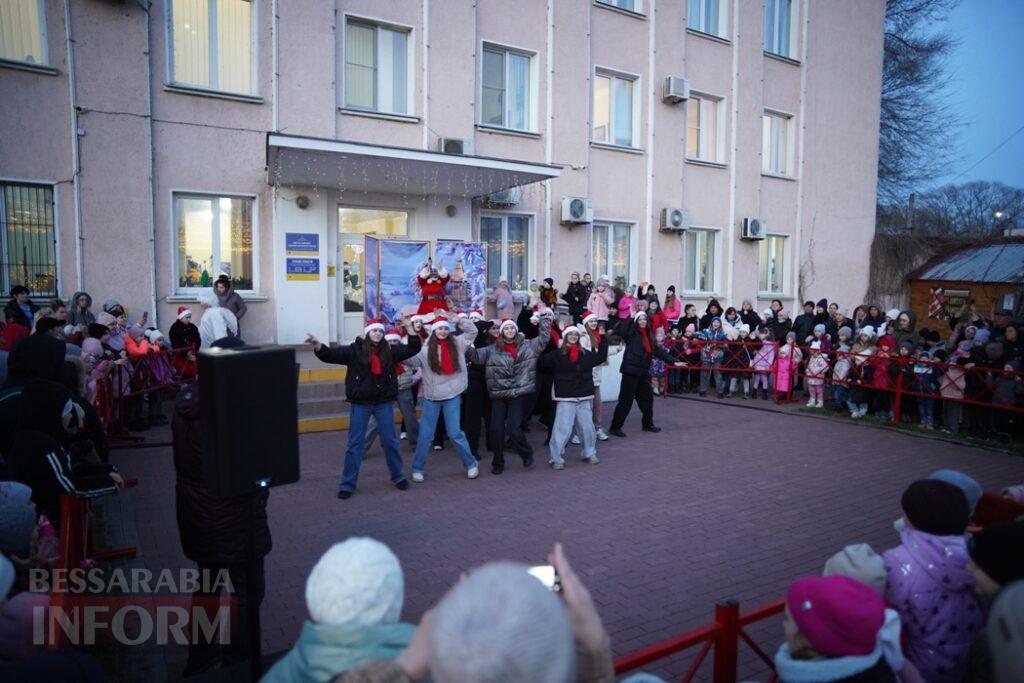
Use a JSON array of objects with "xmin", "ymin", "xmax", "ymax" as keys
[
  {"xmin": 146, "ymin": 329, "xmax": 165, "ymax": 344},
  {"xmin": 499, "ymin": 319, "xmax": 518, "ymax": 333},
  {"xmin": 197, "ymin": 291, "xmax": 218, "ymax": 308},
  {"xmin": 738, "ymin": 324, "xmax": 750, "ymax": 334},
  {"xmin": 860, "ymin": 325, "xmax": 876, "ymax": 338},
  {"xmin": 823, "ymin": 544, "xmax": 887, "ymax": 595},
  {"xmin": 305, "ymin": 538, "xmax": 404, "ymax": 626},
  {"xmin": 886, "ymin": 309, "xmax": 900, "ymax": 320},
  {"xmin": 429, "ymin": 563, "xmax": 575, "ymax": 683},
  {"xmin": 762, "ymin": 308, "xmax": 773, "ymax": 317}
]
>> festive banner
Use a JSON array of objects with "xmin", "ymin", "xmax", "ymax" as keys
[
  {"xmin": 434, "ymin": 240, "xmax": 487, "ymax": 312},
  {"xmin": 377, "ymin": 239, "xmax": 431, "ymax": 323}
]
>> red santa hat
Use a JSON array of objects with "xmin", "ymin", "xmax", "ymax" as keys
[
  {"xmin": 364, "ymin": 319, "xmax": 386, "ymax": 336},
  {"xmin": 469, "ymin": 309, "xmax": 485, "ymax": 321},
  {"xmin": 384, "ymin": 327, "xmax": 402, "ymax": 342},
  {"xmin": 581, "ymin": 310, "xmax": 599, "ymax": 326},
  {"xmin": 427, "ymin": 319, "xmax": 452, "ymax": 335},
  {"xmin": 177, "ymin": 306, "xmax": 192, "ymax": 320},
  {"xmin": 499, "ymin": 319, "xmax": 519, "ymax": 334}
]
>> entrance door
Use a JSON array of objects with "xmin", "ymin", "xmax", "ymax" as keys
[{"xmin": 338, "ymin": 207, "xmax": 410, "ymax": 341}]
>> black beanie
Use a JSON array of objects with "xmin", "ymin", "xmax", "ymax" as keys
[
  {"xmin": 968, "ymin": 521, "xmax": 1024, "ymax": 586},
  {"xmin": 804, "ymin": 300, "xmax": 815, "ymax": 308},
  {"xmin": 817, "ymin": 298, "xmax": 828, "ymax": 309},
  {"xmin": 901, "ymin": 479, "xmax": 969, "ymax": 536},
  {"xmin": 34, "ymin": 317, "xmax": 63, "ymax": 335},
  {"xmin": 543, "ymin": 277, "xmax": 554, "ymax": 287},
  {"xmin": 87, "ymin": 322, "xmax": 108, "ymax": 339}
]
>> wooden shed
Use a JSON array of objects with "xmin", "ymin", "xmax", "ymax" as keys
[{"xmin": 907, "ymin": 243, "xmax": 1024, "ymax": 326}]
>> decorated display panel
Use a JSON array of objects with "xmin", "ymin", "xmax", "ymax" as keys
[
  {"xmin": 376, "ymin": 239, "xmax": 432, "ymax": 323},
  {"xmin": 434, "ymin": 240, "xmax": 487, "ymax": 312}
]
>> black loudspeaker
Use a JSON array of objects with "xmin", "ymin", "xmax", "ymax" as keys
[{"xmin": 198, "ymin": 345, "xmax": 300, "ymax": 497}]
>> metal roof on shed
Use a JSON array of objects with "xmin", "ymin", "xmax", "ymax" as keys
[{"xmin": 908, "ymin": 243, "xmax": 1024, "ymax": 283}]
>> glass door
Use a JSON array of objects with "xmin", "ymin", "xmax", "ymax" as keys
[{"xmin": 338, "ymin": 207, "xmax": 409, "ymax": 341}]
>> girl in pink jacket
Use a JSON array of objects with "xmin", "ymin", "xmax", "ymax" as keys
[
  {"xmin": 616, "ymin": 285, "xmax": 637, "ymax": 320},
  {"xmin": 586, "ymin": 277, "xmax": 615, "ymax": 327}
]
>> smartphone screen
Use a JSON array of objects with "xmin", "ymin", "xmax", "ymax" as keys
[{"xmin": 527, "ymin": 565, "xmax": 561, "ymax": 592}]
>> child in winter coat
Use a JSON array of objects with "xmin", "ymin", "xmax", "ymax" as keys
[
  {"xmin": 871, "ymin": 337, "xmax": 895, "ymax": 419},
  {"xmin": 831, "ymin": 327, "xmax": 853, "ymax": 412},
  {"xmin": 664, "ymin": 326, "xmax": 687, "ymax": 394},
  {"xmin": 884, "ymin": 480, "xmax": 982, "ymax": 683},
  {"xmin": 586, "ymin": 277, "xmax": 615, "ymax": 329},
  {"xmin": 935, "ymin": 350, "xmax": 965, "ymax": 435},
  {"xmin": 750, "ymin": 328, "xmax": 776, "ymax": 400},
  {"xmin": 804, "ymin": 340, "xmax": 830, "ymax": 408},
  {"xmin": 911, "ymin": 348, "xmax": 940, "ymax": 429},
  {"xmin": 487, "ymin": 277, "xmax": 515, "ymax": 320},
  {"xmin": 616, "ymin": 285, "xmax": 637, "ymax": 321},
  {"xmin": 697, "ymin": 317, "xmax": 727, "ymax": 398},
  {"xmin": 847, "ymin": 328, "xmax": 877, "ymax": 418},
  {"xmin": 580, "ymin": 313, "xmax": 622, "ymax": 440},
  {"xmin": 775, "ymin": 332, "xmax": 802, "ymax": 398},
  {"xmin": 991, "ymin": 359, "xmax": 1023, "ymax": 439},
  {"xmin": 649, "ymin": 327, "xmax": 668, "ymax": 395},
  {"xmin": 646, "ymin": 299, "xmax": 669, "ymax": 334},
  {"xmin": 725, "ymin": 324, "xmax": 754, "ymax": 399}
]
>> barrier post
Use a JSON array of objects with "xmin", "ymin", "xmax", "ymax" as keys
[
  {"xmin": 892, "ymin": 357, "xmax": 904, "ymax": 425},
  {"xmin": 712, "ymin": 600, "xmax": 740, "ymax": 683}
]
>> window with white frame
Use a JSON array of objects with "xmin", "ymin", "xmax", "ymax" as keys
[
  {"xmin": 591, "ymin": 222, "xmax": 632, "ymax": 291},
  {"xmin": 481, "ymin": 45, "xmax": 532, "ymax": 131},
  {"xmin": 344, "ymin": 18, "xmax": 411, "ymax": 115},
  {"xmin": 593, "ymin": 70, "xmax": 638, "ymax": 148},
  {"xmin": 687, "ymin": 0, "xmax": 726, "ymax": 38},
  {"xmin": 758, "ymin": 234, "xmax": 787, "ymax": 294},
  {"xmin": 175, "ymin": 194, "xmax": 254, "ymax": 292},
  {"xmin": 596, "ymin": 0, "xmax": 639, "ymax": 12},
  {"xmin": 761, "ymin": 111, "xmax": 793, "ymax": 175},
  {"xmin": 683, "ymin": 228, "xmax": 716, "ymax": 293},
  {"xmin": 1, "ymin": 182, "xmax": 56, "ymax": 297},
  {"xmin": 686, "ymin": 94, "xmax": 724, "ymax": 163},
  {"xmin": 0, "ymin": 0, "xmax": 46, "ymax": 66},
  {"xmin": 169, "ymin": 0, "xmax": 255, "ymax": 95},
  {"xmin": 764, "ymin": 0, "xmax": 794, "ymax": 58},
  {"xmin": 480, "ymin": 214, "xmax": 530, "ymax": 289}
]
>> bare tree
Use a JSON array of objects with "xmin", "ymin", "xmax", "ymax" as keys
[
  {"xmin": 877, "ymin": 0, "xmax": 961, "ymax": 204},
  {"xmin": 878, "ymin": 181, "xmax": 1024, "ymax": 236}
]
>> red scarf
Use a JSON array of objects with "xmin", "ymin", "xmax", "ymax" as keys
[
  {"xmin": 439, "ymin": 340, "xmax": 456, "ymax": 374},
  {"xmin": 502, "ymin": 342, "xmax": 519, "ymax": 360},
  {"xmin": 590, "ymin": 328, "xmax": 602, "ymax": 347},
  {"xmin": 550, "ymin": 326, "xmax": 561, "ymax": 347},
  {"xmin": 369, "ymin": 346, "xmax": 383, "ymax": 375},
  {"xmin": 396, "ymin": 361, "xmax": 405, "ymax": 375},
  {"xmin": 639, "ymin": 326, "xmax": 651, "ymax": 354},
  {"xmin": 567, "ymin": 345, "xmax": 580, "ymax": 363}
]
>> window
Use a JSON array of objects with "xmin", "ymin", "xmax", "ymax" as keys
[
  {"xmin": 762, "ymin": 111, "xmax": 793, "ymax": 175},
  {"xmin": 686, "ymin": 94, "xmax": 724, "ymax": 163},
  {"xmin": 764, "ymin": 0, "xmax": 793, "ymax": 58},
  {"xmin": 1, "ymin": 182, "xmax": 55, "ymax": 297},
  {"xmin": 481, "ymin": 45, "xmax": 531, "ymax": 131},
  {"xmin": 596, "ymin": 0, "xmax": 638, "ymax": 11},
  {"xmin": 175, "ymin": 194, "xmax": 254, "ymax": 291},
  {"xmin": 683, "ymin": 229, "xmax": 716, "ymax": 293},
  {"xmin": 758, "ymin": 235, "xmax": 787, "ymax": 294},
  {"xmin": 593, "ymin": 70, "xmax": 638, "ymax": 148},
  {"xmin": 169, "ymin": 0, "xmax": 255, "ymax": 95},
  {"xmin": 687, "ymin": 0, "xmax": 725, "ymax": 37},
  {"xmin": 480, "ymin": 214, "xmax": 530, "ymax": 289},
  {"xmin": 0, "ymin": 0, "xmax": 46, "ymax": 66},
  {"xmin": 591, "ymin": 222, "xmax": 631, "ymax": 291},
  {"xmin": 344, "ymin": 19, "xmax": 410, "ymax": 115},
  {"xmin": 338, "ymin": 208, "xmax": 408, "ymax": 236}
]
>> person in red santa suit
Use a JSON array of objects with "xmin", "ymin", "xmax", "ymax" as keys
[{"xmin": 415, "ymin": 258, "xmax": 450, "ymax": 316}]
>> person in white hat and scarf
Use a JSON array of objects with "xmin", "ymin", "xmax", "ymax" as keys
[{"xmin": 196, "ymin": 290, "xmax": 238, "ymax": 348}]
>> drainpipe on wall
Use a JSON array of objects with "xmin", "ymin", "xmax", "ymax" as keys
[
  {"xmin": 64, "ymin": 0, "xmax": 84, "ymax": 293},
  {"xmin": 143, "ymin": 3, "xmax": 159, "ymax": 327},
  {"xmin": 272, "ymin": 0, "xmax": 280, "ymax": 133},
  {"xmin": 643, "ymin": 0, "xmax": 656, "ymax": 281},
  {"xmin": 544, "ymin": 0, "xmax": 554, "ymax": 274}
]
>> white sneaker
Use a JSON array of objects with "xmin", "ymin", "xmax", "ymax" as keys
[
  {"xmin": 596, "ymin": 429, "xmax": 608, "ymax": 441},
  {"xmin": 467, "ymin": 466, "xmax": 479, "ymax": 479},
  {"xmin": 433, "ymin": 444, "xmax": 442, "ymax": 451},
  {"xmin": 815, "ymin": 400, "xmax": 824, "ymax": 408},
  {"xmin": 587, "ymin": 455, "xmax": 600, "ymax": 464},
  {"xmin": 399, "ymin": 431, "xmax": 407, "ymax": 440},
  {"xmin": 570, "ymin": 434, "xmax": 581, "ymax": 445},
  {"xmin": 806, "ymin": 399, "xmax": 816, "ymax": 407},
  {"xmin": 411, "ymin": 472, "xmax": 425, "ymax": 483},
  {"xmin": 552, "ymin": 462, "xmax": 565, "ymax": 470}
]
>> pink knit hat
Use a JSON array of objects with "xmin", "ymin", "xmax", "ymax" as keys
[
  {"xmin": 787, "ymin": 575, "xmax": 885, "ymax": 657},
  {"xmin": 96, "ymin": 312, "xmax": 116, "ymax": 327}
]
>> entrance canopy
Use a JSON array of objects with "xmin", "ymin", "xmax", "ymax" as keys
[{"xmin": 266, "ymin": 133, "xmax": 561, "ymax": 197}]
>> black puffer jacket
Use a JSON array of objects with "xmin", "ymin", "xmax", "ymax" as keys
[
  {"xmin": 314, "ymin": 336, "xmax": 421, "ymax": 404},
  {"xmin": 3, "ymin": 298, "xmax": 38, "ymax": 328},
  {"xmin": 169, "ymin": 319, "xmax": 201, "ymax": 350},
  {"xmin": 561, "ymin": 282, "xmax": 588, "ymax": 318},
  {"xmin": 699, "ymin": 299, "xmax": 724, "ymax": 330},
  {"xmin": 539, "ymin": 338, "xmax": 609, "ymax": 399},
  {"xmin": 791, "ymin": 311, "xmax": 816, "ymax": 345},
  {"xmin": 619, "ymin": 317, "xmax": 677, "ymax": 377},
  {"xmin": 172, "ymin": 383, "xmax": 270, "ymax": 564}
]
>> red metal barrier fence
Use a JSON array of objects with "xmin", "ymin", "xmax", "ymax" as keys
[{"xmin": 614, "ymin": 599, "xmax": 786, "ymax": 682}]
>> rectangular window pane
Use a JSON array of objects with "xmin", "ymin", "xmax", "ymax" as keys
[
  {"xmin": 0, "ymin": 0, "xmax": 44, "ymax": 64},
  {"xmin": 758, "ymin": 239, "xmax": 769, "ymax": 291},
  {"xmin": 777, "ymin": 117, "xmax": 789, "ymax": 173},
  {"xmin": 772, "ymin": 236, "xmax": 785, "ymax": 292},
  {"xmin": 613, "ymin": 77, "xmax": 634, "ymax": 146},
  {"xmin": 172, "ymin": 0, "xmax": 211, "ymax": 88},
  {"xmin": 764, "ymin": 0, "xmax": 776, "ymax": 53},
  {"xmin": 378, "ymin": 28, "xmax": 408, "ymax": 114},
  {"xmin": 1, "ymin": 183, "xmax": 56, "ymax": 296},
  {"xmin": 592, "ymin": 224, "xmax": 609, "ymax": 280},
  {"xmin": 217, "ymin": 197, "xmax": 253, "ymax": 289},
  {"xmin": 705, "ymin": 99, "xmax": 719, "ymax": 161},
  {"xmin": 338, "ymin": 208, "xmax": 409, "ymax": 236},
  {"xmin": 482, "ymin": 49, "xmax": 505, "ymax": 126},
  {"xmin": 481, "ymin": 216, "xmax": 502, "ymax": 288},
  {"xmin": 612, "ymin": 223, "xmax": 630, "ymax": 290},
  {"xmin": 593, "ymin": 75, "xmax": 610, "ymax": 142},
  {"xmin": 698, "ymin": 231, "xmax": 715, "ymax": 292},
  {"xmin": 687, "ymin": 0, "xmax": 700, "ymax": 30},
  {"xmin": 217, "ymin": 0, "xmax": 252, "ymax": 94},
  {"xmin": 507, "ymin": 52, "xmax": 529, "ymax": 130},
  {"xmin": 705, "ymin": 0, "xmax": 719, "ymax": 35},
  {"xmin": 177, "ymin": 197, "xmax": 215, "ymax": 288},
  {"xmin": 507, "ymin": 216, "xmax": 529, "ymax": 289},
  {"xmin": 345, "ymin": 22, "xmax": 376, "ymax": 109},
  {"xmin": 777, "ymin": 0, "xmax": 791, "ymax": 57},
  {"xmin": 687, "ymin": 97, "xmax": 700, "ymax": 158},
  {"xmin": 762, "ymin": 115, "xmax": 773, "ymax": 172}
]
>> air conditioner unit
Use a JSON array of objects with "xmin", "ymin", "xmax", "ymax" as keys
[
  {"xmin": 660, "ymin": 207, "xmax": 689, "ymax": 232},
  {"xmin": 741, "ymin": 217, "xmax": 767, "ymax": 240},
  {"xmin": 663, "ymin": 76, "xmax": 690, "ymax": 104},
  {"xmin": 560, "ymin": 196, "xmax": 594, "ymax": 224},
  {"xmin": 438, "ymin": 137, "xmax": 475, "ymax": 156},
  {"xmin": 483, "ymin": 187, "xmax": 522, "ymax": 207}
]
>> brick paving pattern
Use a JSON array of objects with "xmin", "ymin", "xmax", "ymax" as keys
[{"xmin": 111, "ymin": 397, "xmax": 1024, "ymax": 681}]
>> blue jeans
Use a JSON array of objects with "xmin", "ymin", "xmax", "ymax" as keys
[
  {"xmin": 917, "ymin": 395, "xmax": 935, "ymax": 426},
  {"xmin": 833, "ymin": 385, "xmax": 848, "ymax": 412},
  {"xmin": 413, "ymin": 396, "xmax": 477, "ymax": 475},
  {"xmin": 341, "ymin": 401, "xmax": 406, "ymax": 493}
]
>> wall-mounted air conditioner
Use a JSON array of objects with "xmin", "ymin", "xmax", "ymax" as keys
[
  {"xmin": 483, "ymin": 187, "xmax": 522, "ymax": 207},
  {"xmin": 438, "ymin": 137, "xmax": 475, "ymax": 155},
  {"xmin": 741, "ymin": 217, "xmax": 767, "ymax": 240},
  {"xmin": 663, "ymin": 76, "xmax": 690, "ymax": 104},
  {"xmin": 660, "ymin": 207, "xmax": 689, "ymax": 232},
  {"xmin": 561, "ymin": 197, "xmax": 594, "ymax": 225}
]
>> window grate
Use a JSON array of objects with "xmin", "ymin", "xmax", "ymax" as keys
[{"xmin": 1, "ymin": 182, "xmax": 56, "ymax": 298}]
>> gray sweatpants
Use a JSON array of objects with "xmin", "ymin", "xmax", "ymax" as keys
[
  {"xmin": 364, "ymin": 388, "xmax": 419, "ymax": 454},
  {"xmin": 549, "ymin": 399, "xmax": 597, "ymax": 465}
]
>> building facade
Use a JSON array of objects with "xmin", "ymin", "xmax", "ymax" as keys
[{"xmin": 0, "ymin": 0, "xmax": 884, "ymax": 344}]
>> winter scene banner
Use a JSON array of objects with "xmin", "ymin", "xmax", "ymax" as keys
[
  {"xmin": 378, "ymin": 240, "xmax": 431, "ymax": 323},
  {"xmin": 434, "ymin": 240, "xmax": 487, "ymax": 312},
  {"xmin": 362, "ymin": 236, "xmax": 380, "ymax": 321}
]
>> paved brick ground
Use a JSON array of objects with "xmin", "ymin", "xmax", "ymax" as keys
[{"xmin": 110, "ymin": 396, "xmax": 1023, "ymax": 681}]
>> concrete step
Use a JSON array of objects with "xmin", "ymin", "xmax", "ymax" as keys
[
  {"xmin": 297, "ymin": 380, "xmax": 346, "ymax": 400},
  {"xmin": 298, "ymin": 396, "xmax": 346, "ymax": 418},
  {"xmin": 298, "ymin": 408, "xmax": 404, "ymax": 434}
]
